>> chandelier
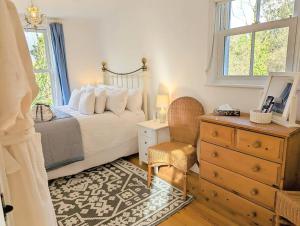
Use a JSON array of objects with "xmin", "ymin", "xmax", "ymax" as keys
[{"xmin": 25, "ymin": 0, "xmax": 46, "ymax": 29}]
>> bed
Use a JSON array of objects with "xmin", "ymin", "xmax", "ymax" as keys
[{"xmin": 46, "ymin": 58, "xmax": 149, "ymax": 180}]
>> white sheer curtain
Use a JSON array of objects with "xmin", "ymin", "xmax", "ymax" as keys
[
  {"xmin": 206, "ymin": 0, "xmax": 231, "ymax": 74},
  {"xmin": 292, "ymin": 0, "xmax": 300, "ymax": 72}
]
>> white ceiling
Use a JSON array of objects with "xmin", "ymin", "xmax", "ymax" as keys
[{"xmin": 12, "ymin": 0, "xmax": 120, "ymax": 18}]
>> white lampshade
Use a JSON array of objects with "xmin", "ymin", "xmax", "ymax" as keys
[{"xmin": 156, "ymin": 94, "xmax": 169, "ymax": 108}]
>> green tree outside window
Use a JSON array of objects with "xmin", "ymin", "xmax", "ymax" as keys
[{"xmin": 25, "ymin": 31, "xmax": 53, "ymax": 105}]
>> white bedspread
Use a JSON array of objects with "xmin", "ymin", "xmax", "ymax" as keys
[{"xmin": 47, "ymin": 106, "xmax": 145, "ymax": 179}]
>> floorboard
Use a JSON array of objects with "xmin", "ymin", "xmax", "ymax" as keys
[{"xmin": 125, "ymin": 154, "xmax": 239, "ymax": 226}]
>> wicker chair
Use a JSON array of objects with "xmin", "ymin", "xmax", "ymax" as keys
[
  {"xmin": 147, "ymin": 97, "xmax": 204, "ymax": 199},
  {"xmin": 275, "ymin": 191, "xmax": 300, "ymax": 226}
]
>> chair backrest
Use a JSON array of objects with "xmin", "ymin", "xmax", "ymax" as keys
[{"xmin": 168, "ymin": 97, "xmax": 204, "ymax": 146}]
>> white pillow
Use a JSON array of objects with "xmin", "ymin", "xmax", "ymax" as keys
[
  {"xmin": 97, "ymin": 84, "xmax": 109, "ymax": 89},
  {"xmin": 106, "ymin": 89, "xmax": 128, "ymax": 116},
  {"xmin": 81, "ymin": 85, "xmax": 95, "ymax": 93},
  {"xmin": 127, "ymin": 89, "xmax": 142, "ymax": 112},
  {"xmin": 94, "ymin": 88, "xmax": 107, "ymax": 114},
  {"xmin": 68, "ymin": 89, "xmax": 82, "ymax": 110},
  {"xmin": 78, "ymin": 91, "xmax": 96, "ymax": 115}
]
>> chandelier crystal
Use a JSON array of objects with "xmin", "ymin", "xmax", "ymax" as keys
[{"xmin": 25, "ymin": 0, "xmax": 45, "ymax": 29}]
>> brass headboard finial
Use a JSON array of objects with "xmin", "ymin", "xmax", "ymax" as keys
[
  {"xmin": 102, "ymin": 61, "xmax": 107, "ymax": 72},
  {"xmin": 142, "ymin": 58, "xmax": 147, "ymax": 71}
]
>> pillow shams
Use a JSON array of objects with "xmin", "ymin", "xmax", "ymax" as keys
[
  {"xmin": 78, "ymin": 91, "xmax": 96, "ymax": 115},
  {"xmin": 95, "ymin": 88, "xmax": 107, "ymax": 114},
  {"xmin": 68, "ymin": 89, "xmax": 82, "ymax": 110},
  {"xmin": 127, "ymin": 89, "xmax": 143, "ymax": 112},
  {"xmin": 106, "ymin": 90, "xmax": 128, "ymax": 116}
]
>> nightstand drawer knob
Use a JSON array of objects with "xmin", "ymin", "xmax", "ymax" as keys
[
  {"xmin": 144, "ymin": 141, "xmax": 148, "ymax": 145},
  {"xmin": 145, "ymin": 153, "xmax": 148, "ymax": 156},
  {"xmin": 144, "ymin": 130, "xmax": 147, "ymax": 134}
]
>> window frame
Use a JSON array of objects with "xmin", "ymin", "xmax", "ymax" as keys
[
  {"xmin": 213, "ymin": 0, "xmax": 298, "ymax": 87},
  {"xmin": 24, "ymin": 28, "xmax": 53, "ymax": 76},
  {"xmin": 24, "ymin": 28, "xmax": 55, "ymax": 104}
]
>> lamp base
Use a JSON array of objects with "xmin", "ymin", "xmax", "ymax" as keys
[{"xmin": 158, "ymin": 109, "xmax": 167, "ymax": 123}]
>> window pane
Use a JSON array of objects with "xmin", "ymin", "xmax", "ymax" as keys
[
  {"xmin": 33, "ymin": 73, "xmax": 53, "ymax": 105},
  {"xmin": 224, "ymin": 33, "xmax": 252, "ymax": 76},
  {"xmin": 230, "ymin": 0, "xmax": 257, "ymax": 28},
  {"xmin": 260, "ymin": 0, "xmax": 295, "ymax": 23},
  {"xmin": 253, "ymin": 27, "xmax": 289, "ymax": 76},
  {"xmin": 25, "ymin": 31, "xmax": 48, "ymax": 71}
]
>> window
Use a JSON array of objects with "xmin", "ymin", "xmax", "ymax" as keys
[
  {"xmin": 25, "ymin": 29, "xmax": 53, "ymax": 105},
  {"xmin": 214, "ymin": 0, "xmax": 297, "ymax": 84}
]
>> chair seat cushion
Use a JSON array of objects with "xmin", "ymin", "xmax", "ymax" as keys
[{"xmin": 148, "ymin": 142, "xmax": 197, "ymax": 172}]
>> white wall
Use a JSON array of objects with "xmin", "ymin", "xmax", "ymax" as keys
[
  {"xmin": 63, "ymin": 18, "xmax": 102, "ymax": 90},
  {"xmin": 62, "ymin": 0, "xmax": 300, "ymax": 119},
  {"xmin": 95, "ymin": 0, "xmax": 262, "ymax": 116}
]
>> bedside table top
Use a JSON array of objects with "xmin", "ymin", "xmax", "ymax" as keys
[{"xmin": 137, "ymin": 120, "xmax": 169, "ymax": 130}]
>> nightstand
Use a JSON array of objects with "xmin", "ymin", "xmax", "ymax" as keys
[{"xmin": 137, "ymin": 120, "xmax": 170, "ymax": 165}]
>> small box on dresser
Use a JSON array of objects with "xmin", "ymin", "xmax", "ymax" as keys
[
  {"xmin": 199, "ymin": 114, "xmax": 300, "ymax": 226},
  {"xmin": 137, "ymin": 120, "xmax": 170, "ymax": 165}
]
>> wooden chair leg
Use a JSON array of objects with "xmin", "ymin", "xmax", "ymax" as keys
[
  {"xmin": 147, "ymin": 164, "xmax": 152, "ymax": 188},
  {"xmin": 183, "ymin": 172, "xmax": 187, "ymax": 200},
  {"xmin": 274, "ymin": 215, "xmax": 280, "ymax": 226}
]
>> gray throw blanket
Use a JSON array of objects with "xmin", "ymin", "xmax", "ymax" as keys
[{"xmin": 35, "ymin": 108, "xmax": 84, "ymax": 171}]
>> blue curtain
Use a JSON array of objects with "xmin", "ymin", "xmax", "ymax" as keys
[{"xmin": 50, "ymin": 23, "xmax": 70, "ymax": 105}]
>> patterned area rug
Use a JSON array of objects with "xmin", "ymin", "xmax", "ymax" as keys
[{"xmin": 49, "ymin": 159, "xmax": 193, "ymax": 226}]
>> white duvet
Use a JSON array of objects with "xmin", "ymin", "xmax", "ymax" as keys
[
  {"xmin": 56, "ymin": 106, "xmax": 145, "ymax": 156},
  {"xmin": 47, "ymin": 106, "xmax": 145, "ymax": 179}
]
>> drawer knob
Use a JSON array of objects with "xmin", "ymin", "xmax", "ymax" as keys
[
  {"xmin": 145, "ymin": 153, "xmax": 148, "ymax": 156},
  {"xmin": 252, "ymin": 165, "xmax": 261, "ymax": 172},
  {"xmin": 211, "ymin": 191, "xmax": 218, "ymax": 197},
  {"xmin": 144, "ymin": 131, "xmax": 147, "ymax": 134},
  {"xmin": 211, "ymin": 152, "xmax": 218, "ymax": 158},
  {"xmin": 252, "ymin": 141, "xmax": 262, "ymax": 148},
  {"xmin": 145, "ymin": 141, "xmax": 148, "ymax": 145},
  {"xmin": 213, "ymin": 171, "xmax": 219, "ymax": 178},
  {"xmin": 249, "ymin": 211, "xmax": 257, "ymax": 218},
  {"xmin": 212, "ymin": 131, "xmax": 218, "ymax": 137},
  {"xmin": 250, "ymin": 188, "xmax": 259, "ymax": 196}
]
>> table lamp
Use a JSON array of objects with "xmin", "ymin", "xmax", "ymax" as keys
[{"xmin": 156, "ymin": 94, "xmax": 169, "ymax": 123}]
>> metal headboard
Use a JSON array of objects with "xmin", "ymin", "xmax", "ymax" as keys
[{"xmin": 101, "ymin": 58, "xmax": 149, "ymax": 119}]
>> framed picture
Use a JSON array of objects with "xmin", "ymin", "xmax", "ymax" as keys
[{"xmin": 259, "ymin": 72, "xmax": 300, "ymax": 127}]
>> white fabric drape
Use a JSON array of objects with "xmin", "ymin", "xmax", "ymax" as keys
[
  {"xmin": 206, "ymin": 0, "xmax": 230, "ymax": 73},
  {"xmin": 0, "ymin": 0, "xmax": 57, "ymax": 226}
]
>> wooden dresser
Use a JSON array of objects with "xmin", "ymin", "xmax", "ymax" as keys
[{"xmin": 198, "ymin": 114, "xmax": 300, "ymax": 226}]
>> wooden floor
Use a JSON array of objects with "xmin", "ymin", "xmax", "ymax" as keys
[{"xmin": 125, "ymin": 154, "xmax": 239, "ymax": 226}]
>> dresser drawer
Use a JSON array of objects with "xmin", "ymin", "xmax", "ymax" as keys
[
  {"xmin": 138, "ymin": 127, "xmax": 155, "ymax": 138},
  {"xmin": 200, "ymin": 161, "xmax": 276, "ymax": 209},
  {"xmin": 200, "ymin": 179, "xmax": 274, "ymax": 226},
  {"xmin": 200, "ymin": 142, "xmax": 281, "ymax": 186},
  {"xmin": 236, "ymin": 129, "xmax": 284, "ymax": 162},
  {"xmin": 200, "ymin": 122, "xmax": 234, "ymax": 147}
]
